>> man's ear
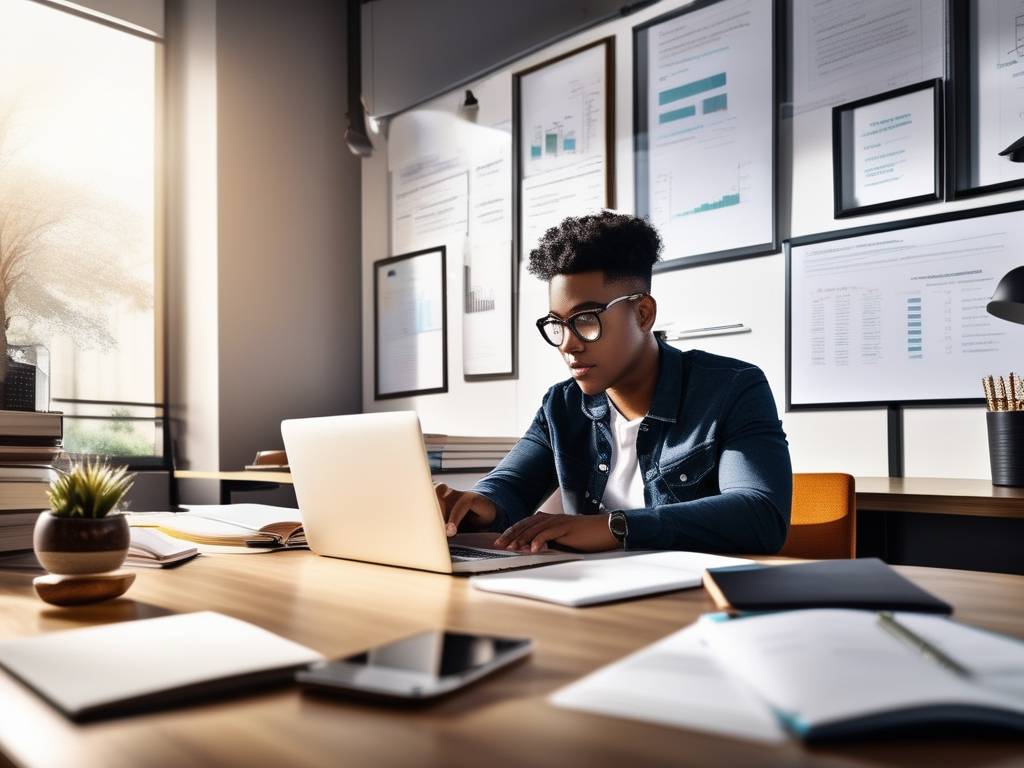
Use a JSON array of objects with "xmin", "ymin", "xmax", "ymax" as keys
[{"xmin": 637, "ymin": 294, "xmax": 657, "ymax": 333}]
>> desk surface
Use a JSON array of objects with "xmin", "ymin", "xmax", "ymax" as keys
[{"xmin": 1, "ymin": 553, "xmax": 1023, "ymax": 767}]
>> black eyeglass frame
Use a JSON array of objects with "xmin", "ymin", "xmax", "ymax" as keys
[{"xmin": 535, "ymin": 292, "xmax": 647, "ymax": 347}]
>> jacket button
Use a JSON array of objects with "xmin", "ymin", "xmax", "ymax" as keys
[
  {"xmin": 591, "ymin": 498, "xmax": 598, "ymax": 504},
  {"xmin": 639, "ymin": 424, "xmax": 649, "ymax": 432},
  {"xmin": 598, "ymin": 463, "xmax": 609, "ymax": 472},
  {"xmin": 584, "ymin": 491, "xmax": 590, "ymax": 498},
  {"xmin": 679, "ymin": 473, "xmax": 688, "ymax": 482}
]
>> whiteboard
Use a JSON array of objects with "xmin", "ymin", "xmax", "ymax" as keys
[{"xmin": 787, "ymin": 204, "xmax": 1024, "ymax": 408}]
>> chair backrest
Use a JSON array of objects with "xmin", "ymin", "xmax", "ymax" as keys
[{"xmin": 779, "ymin": 473, "xmax": 856, "ymax": 559}]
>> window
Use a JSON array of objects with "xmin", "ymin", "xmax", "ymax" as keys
[{"xmin": 0, "ymin": 0, "xmax": 163, "ymax": 466}]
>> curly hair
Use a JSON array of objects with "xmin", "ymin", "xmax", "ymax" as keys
[{"xmin": 527, "ymin": 211, "xmax": 663, "ymax": 287}]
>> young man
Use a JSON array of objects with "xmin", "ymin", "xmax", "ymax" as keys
[{"xmin": 435, "ymin": 212, "xmax": 792, "ymax": 554}]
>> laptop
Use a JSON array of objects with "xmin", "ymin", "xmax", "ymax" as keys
[{"xmin": 280, "ymin": 412, "xmax": 582, "ymax": 574}]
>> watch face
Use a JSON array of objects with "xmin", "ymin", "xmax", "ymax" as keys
[{"xmin": 610, "ymin": 513, "xmax": 628, "ymax": 537}]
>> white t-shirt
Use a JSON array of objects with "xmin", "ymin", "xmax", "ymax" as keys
[{"xmin": 600, "ymin": 400, "xmax": 647, "ymax": 512}]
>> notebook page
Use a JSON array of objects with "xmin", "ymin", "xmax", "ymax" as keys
[{"xmin": 703, "ymin": 609, "xmax": 1024, "ymax": 731}]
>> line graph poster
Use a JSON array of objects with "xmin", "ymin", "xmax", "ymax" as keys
[{"xmin": 635, "ymin": 0, "xmax": 776, "ymax": 269}]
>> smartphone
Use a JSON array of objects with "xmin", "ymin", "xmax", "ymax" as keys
[{"xmin": 295, "ymin": 630, "xmax": 532, "ymax": 701}]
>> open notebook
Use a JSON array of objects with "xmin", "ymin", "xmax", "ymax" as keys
[
  {"xmin": 702, "ymin": 608, "xmax": 1024, "ymax": 740},
  {"xmin": 128, "ymin": 505, "xmax": 306, "ymax": 549},
  {"xmin": 126, "ymin": 528, "xmax": 199, "ymax": 568}
]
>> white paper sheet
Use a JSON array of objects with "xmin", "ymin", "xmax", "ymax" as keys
[
  {"xmin": 550, "ymin": 622, "xmax": 786, "ymax": 743},
  {"xmin": 471, "ymin": 551, "xmax": 753, "ymax": 607}
]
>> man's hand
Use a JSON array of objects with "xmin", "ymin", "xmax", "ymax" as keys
[
  {"xmin": 494, "ymin": 512, "xmax": 619, "ymax": 553},
  {"xmin": 434, "ymin": 484, "xmax": 497, "ymax": 537}
]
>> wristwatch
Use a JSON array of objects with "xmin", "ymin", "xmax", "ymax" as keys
[{"xmin": 608, "ymin": 510, "xmax": 629, "ymax": 545}]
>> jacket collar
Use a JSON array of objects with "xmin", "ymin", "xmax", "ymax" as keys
[{"xmin": 581, "ymin": 339, "xmax": 682, "ymax": 423}]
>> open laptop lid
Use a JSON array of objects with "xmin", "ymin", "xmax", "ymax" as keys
[{"xmin": 282, "ymin": 412, "xmax": 453, "ymax": 574}]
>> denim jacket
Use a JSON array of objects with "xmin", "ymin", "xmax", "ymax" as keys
[{"xmin": 472, "ymin": 340, "xmax": 792, "ymax": 553}]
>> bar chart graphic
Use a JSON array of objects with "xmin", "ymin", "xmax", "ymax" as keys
[
  {"xmin": 653, "ymin": 163, "xmax": 747, "ymax": 221},
  {"xmin": 464, "ymin": 265, "xmax": 496, "ymax": 314},
  {"xmin": 655, "ymin": 72, "xmax": 728, "ymax": 126},
  {"xmin": 907, "ymin": 296, "xmax": 922, "ymax": 359},
  {"xmin": 531, "ymin": 126, "xmax": 580, "ymax": 159}
]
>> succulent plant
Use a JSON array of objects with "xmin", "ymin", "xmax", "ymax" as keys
[{"xmin": 47, "ymin": 459, "xmax": 135, "ymax": 519}]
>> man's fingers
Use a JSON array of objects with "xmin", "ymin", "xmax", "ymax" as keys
[
  {"xmin": 446, "ymin": 493, "xmax": 476, "ymax": 536},
  {"xmin": 494, "ymin": 512, "xmax": 547, "ymax": 546},
  {"xmin": 529, "ymin": 524, "xmax": 570, "ymax": 552},
  {"xmin": 503, "ymin": 514, "xmax": 557, "ymax": 550}
]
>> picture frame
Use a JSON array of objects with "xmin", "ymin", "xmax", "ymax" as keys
[
  {"xmin": 374, "ymin": 246, "xmax": 448, "ymax": 400},
  {"xmin": 633, "ymin": 0, "xmax": 780, "ymax": 272},
  {"xmin": 832, "ymin": 79, "xmax": 943, "ymax": 218},
  {"xmin": 512, "ymin": 37, "xmax": 615, "ymax": 264},
  {"xmin": 947, "ymin": 0, "xmax": 1024, "ymax": 199},
  {"xmin": 784, "ymin": 199, "xmax": 1024, "ymax": 411}
]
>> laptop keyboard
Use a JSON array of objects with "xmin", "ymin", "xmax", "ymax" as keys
[{"xmin": 448, "ymin": 545, "xmax": 518, "ymax": 562}]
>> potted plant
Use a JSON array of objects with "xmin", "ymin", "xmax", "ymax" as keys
[{"xmin": 33, "ymin": 459, "xmax": 135, "ymax": 575}]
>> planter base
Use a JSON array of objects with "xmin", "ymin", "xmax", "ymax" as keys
[{"xmin": 33, "ymin": 570, "xmax": 135, "ymax": 606}]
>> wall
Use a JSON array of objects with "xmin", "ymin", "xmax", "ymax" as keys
[
  {"xmin": 167, "ymin": 0, "xmax": 363, "ymax": 504},
  {"xmin": 215, "ymin": 0, "xmax": 362, "ymax": 471},
  {"xmin": 360, "ymin": 0, "xmax": 1011, "ymax": 481},
  {"xmin": 166, "ymin": 0, "xmax": 220, "ymax": 501}
]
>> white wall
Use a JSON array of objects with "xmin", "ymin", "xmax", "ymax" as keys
[{"xmin": 360, "ymin": 0, "xmax": 1008, "ymax": 481}]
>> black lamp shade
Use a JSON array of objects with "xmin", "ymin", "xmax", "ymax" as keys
[{"xmin": 987, "ymin": 266, "xmax": 1024, "ymax": 324}]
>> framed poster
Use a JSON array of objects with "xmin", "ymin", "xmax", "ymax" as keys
[
  {"xmin": 513, "ymin": 37, "xmax": 615, "ymax": 262},
  {"xmin": 464, "ymin": 126, "xmax": 516, "ymax": 381},
  {"xmin": 948, "ymin": 0, "xmax": 1024, "ymax": 197},
  {"xmin": 634, "ymin": 0, "xmax": 778, "ymax": 271},
  {"xmin": 785, "ymin": 201, "xmax": 1024, "ymax": 411},
  {"xmin": 832, "ymin": 79, "xmax": 943, "ymax": 218},
  {"xmin": 374, "ymin": 246, "xmax": 448, "ymax": 400}
]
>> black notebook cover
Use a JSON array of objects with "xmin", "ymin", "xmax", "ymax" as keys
[{"xmin": 704, "ymin": 558, "xmax": 953, "ymax": 615}]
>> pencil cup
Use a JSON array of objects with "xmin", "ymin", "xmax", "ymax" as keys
[{"xmin": 987, "ymin": 411, "xmax": 1024, "ymax": 487}]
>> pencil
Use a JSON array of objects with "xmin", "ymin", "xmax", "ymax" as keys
[
  {"xmin": 983, "ymin": 376, "xmax": 996, "ymax": 412},
  {"xmin": 996, "ymin": 376, "xmax": 1007, "ymax": 411},
  {"xmin": 1011, "ymin": 373, "xmax": 1020, "ymax": 412}
]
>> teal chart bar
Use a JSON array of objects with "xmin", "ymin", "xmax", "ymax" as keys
[
  {"xmin": 659, "ymin": 105, "xmax": 697, "ymax": 124},
  {"xmin": 658, "ymin": 72, "xmax": 726, "ymax": 105},
  {"xmin": 702, "ymin": 93, "xmax": 728, "ymax": 114}
]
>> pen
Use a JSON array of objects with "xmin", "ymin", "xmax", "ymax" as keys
[
  {"xmin": 983, "ymin": 376, "xmax": 996, "ymax": 412},
  {"xmin": 876, "ymin": 611, "xmax": 971, "ymax": 678}
]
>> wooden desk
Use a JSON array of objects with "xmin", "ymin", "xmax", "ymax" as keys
[
  {"xmin": 1, "ymin": 552, "xmax": 1023, "ymax": 767},
  {"xmin": 173, "ymin": 470, "xmax": 483, "ymax": 505},
  {"xmin": 854, "ymin": 477, "xmax": 1024, "ymax": 575},
  {"xmin": 174, "ymin": 470, "xmax": 294, "ymax": 505},
  {"xmin": 174, "ymin": 471, "xmax": 1024, "ymax": 573},
  {"xmin": 856, "ymin": 477, "xmax": 1024, "ymax": 519}
]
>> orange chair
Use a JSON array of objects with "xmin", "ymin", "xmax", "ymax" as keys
[{"xmin": 779, "ymin": 473, "xmax": 856, "ymax": 559}]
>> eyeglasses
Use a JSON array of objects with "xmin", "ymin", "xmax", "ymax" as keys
[{"xmin": 535, "ymin": 293, "xmax": 646, "ymax": 347}]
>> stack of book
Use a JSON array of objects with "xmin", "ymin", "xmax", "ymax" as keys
[
  {"xmin": 423, "ymin": 434, "xmax": 518, "ymax": 473},
  {"xmin": 0, "ymin": 410, "xmax": 62, "ymax": 555}
]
